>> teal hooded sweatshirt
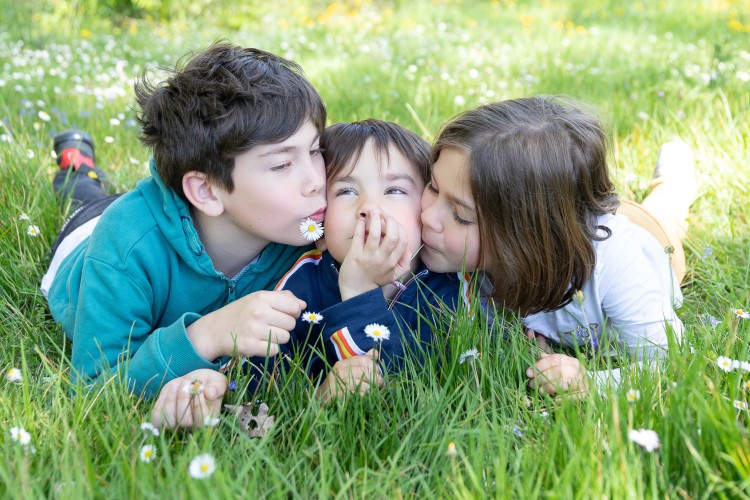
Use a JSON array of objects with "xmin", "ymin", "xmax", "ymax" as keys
[{"xmin": 46, "ymin": 160, "xmax": 308, "ymax": 398}]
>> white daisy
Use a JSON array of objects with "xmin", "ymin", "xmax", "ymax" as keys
[
  {"xmin": 38, "ymin": 111, "xmax": 51, "ymax": 121},
  {"xmin": 203, "ymin": 416, "xmax": 220, "ymax": 427},
  {"xmin": 299, "ymin": 218, "xmax": 324, "ymax": 242},
  {"xmin": 184, "ymin": 380, "xmax": 203, "ymax": 396},
  {"xmin": 734, "ymin": 400, "xmax": 748, "ymax": 411},
  {"xmin": 6, "ymin": 367, "xmax": 23, "ymax": 383},
  {"xmin": 18, "ymin": 213, "xmax": 30, "ymax": 221},
  {"xmin": 734, "ymin": 308, "xmax": 750, "ymax": 319},
  {"xmin": 188, "ymin": 453, "xmax": 216, "ymax": 479},
  {"xmin": 302, "ymin": 311, "xmax": 323, "ymax": 324},
  {"xmin": 459, "ymin": 348, "xmax": 480, "ymax": 364},
  {"xmin": 446, "ymin": 442, "xmax": 457, "ymax": 457},
  {"xmin": 628, "ymin": 429, "xmax": 660, "ymax": 452},
  {"xmin": 27, "ymin": 225, "xmax": 40, "ymax": 237},
  {"xmin": 9, "ymin": 426, "xmax": 31, "ymax": 446},
  {"xmin": 364, "ymin": 323, "xmax": 390, "ymax": 342},
  {"xmin": 140, "ymin": 422, "xmax": 160, "ymax": 436},
  {"xmin": 626, "ymin": 389, "xmax": 641, "ymax": 403},
  {"xmin": 717, "ymin": 356, "xmax": 734, "ymax": 373},
  {"xmin": 739, "ymin": 361, "xmax": 750, "ymax": 373},
  {"xmin": 139, "ymin": 444, "xmax": 156, "ymax": 463}
]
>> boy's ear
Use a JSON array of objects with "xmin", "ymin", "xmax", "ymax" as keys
[{"xmin": 182, "ymin": 171, "xmax": 224, "ymax": 217}]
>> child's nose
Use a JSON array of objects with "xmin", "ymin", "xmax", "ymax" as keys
[
  {"xmin": 303, "ymin": 155, "xmax": 325, "ymax": 196},
  {"xmin": 420, "ymin": 198, "xmax": 441, "ymax": 232},
  {"xmin": 357, "ymin": 196, "xmax": 382, "ymax": 218}
]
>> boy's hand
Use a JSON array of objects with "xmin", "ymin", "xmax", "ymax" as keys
[
  {"xmin": 151, "ymin": 369, "xmax": 228, "ymax": 429},
  {"xmin": 316, "ymin": 349, "xmax": 384, "ymax": 403},
  {"xmin": 338, "ymin": 210, "xmax": 410, "ymax": 300},
  {"xmin": 526, "ymin": 353, "xmax": 589, "ymax": 396},
  {"xmin": 188, "ymin": 290, "xmax": 306, "ymax": 360}
]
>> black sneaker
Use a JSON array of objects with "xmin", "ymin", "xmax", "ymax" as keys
[{"xmin": 53, "ymin": 130, "xmax": 107, "ymax": 187}]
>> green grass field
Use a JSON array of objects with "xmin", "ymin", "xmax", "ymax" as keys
[{"xmin": 1, "ymin": 0, "xmax": 749, "ymax": 497}]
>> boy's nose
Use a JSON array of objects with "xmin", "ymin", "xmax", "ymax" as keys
[
  {"xmin": 303, "ymin": 158, "xmax": 325, "ymax": 196},
  {"xmin": 357, "ymin": 197, "xmax": 382, "ymax": 219}
]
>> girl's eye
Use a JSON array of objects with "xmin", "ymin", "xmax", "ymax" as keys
[
  {"xmin": 452, "ymin": 209, "xmax": 473, "ymax": 226},
  {"xmin": 310, "ymin": 148, "xmax": 323, "ymax": 157},
  {"xmin": 385, "ymin": 187, "xmax": 407, "ymax": 195},
  {"xmin": 426, "ymin": 181, "xmax": 438, "ymax": 194},
  {"xmin": 335, "ymin": 187, "xmax": 357, "ymax": 196},
  {"xmin": 271, "ymin": 162, "xmax": 292, "ymax": 172}
]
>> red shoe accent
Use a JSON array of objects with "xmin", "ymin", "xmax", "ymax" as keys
[{"xmin": 58, "ymin": 147, "xmax": 95, "ymax": 171}]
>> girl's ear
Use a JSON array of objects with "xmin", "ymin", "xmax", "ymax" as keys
[{"xmin": 182, "ymin": 171, "xmax": 224, "ymax": 217}]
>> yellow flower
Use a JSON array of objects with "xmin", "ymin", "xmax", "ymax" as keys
[
  {"xmin": 299, "ymin": 218, "xmax": 324, "ymax": 242},
  {"xmin": 139, "ymin": 445, "xmax": 156, "ymax": 463}
]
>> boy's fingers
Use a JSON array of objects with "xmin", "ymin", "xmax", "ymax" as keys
[
  {"xmin": 365, "ymin": 210, "xmax": 381, "ymax": 250},
  {"xmin": 352, "ymin": 215, "xmax": 366, "ymax": 248},
  {"xmin": 271, "ymin": 291, "xmax": 307, "ymax": 315}
]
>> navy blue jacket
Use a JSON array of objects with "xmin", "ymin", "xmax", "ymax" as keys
[{"xmin": 225, "ymin": 249, "xmax": 470, "ymax": 387}]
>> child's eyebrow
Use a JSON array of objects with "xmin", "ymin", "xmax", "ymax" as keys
[
  {"xmin": 260, "ymin": 146, "xmax": 298, "ymax": 157},
  {"xmin": 382, "ymin": 173, "xmax": 417, "ymax": 186},
  {"xmin": 259, "ymin": 134, "xmax": 321, "ymax": 157},
  {"xmin": 449, "ymin": 194, "xmax": 476, "ymax": 213}
]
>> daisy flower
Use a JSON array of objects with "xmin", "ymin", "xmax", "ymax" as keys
[
  {"xmin": 734, "ymin": 308, "xmax": 750, "ymax": 319},
  {"xmin": 139, "ymin": 444, "xmax": 156, "ymax": 463},
  {"xmin": 302, "ymin": 311, "xmax": 323, "ymax": 324},
  {"xmin": 364, "ymin": 323, "xmax": 390, "ymax": 342},
  {"xmin": 717, "ymin": 356, "xmax": 734, "ymax": 373},
  {"xmin": 27, "ymin": 225, "xmax": 40, "ymax": 237},
  {"xmin": 446, "ymin": 442, "xmax": 457, "ymax": 457},
  {"xmin": 203, "ymin": 416, "xmax": 220, "ymax": 427},
  {"xmin": 189, "ymin": 454, "xmax": 216, "ymax": 479},
  {"xmin": 6, "ymin": 367, "xmax": 22, "ymax": 383},
  {"xmin": 459, "ymin": 348, "xmax": 480, "ymax": 364},
  {"xmin": 740, "ymin": 361, "xmax": 750, "ymax": 373},
  {"xmin": 573, "ymin": 289, "xmax": 585, "ymax": 305},
  {"xmin": 626, "ymin": 389, "xmax": 641, "ymax": 403},
  {"xmin": 299, "ymin": 218, "xmax": 324, "ymax": 242},
  {"xmin": 140, "ymin": 422, "xmax": 160, "ymax": 437},
  {"xmin": 734, "ymin": 400, "xmax": 748, "ymax": 411},
  {"xmin": 628, "ymin": 429, "xmax": 660, "ymax": 452},
  {"xmin": 184, "ymin": 380, "xmax": 204, "ymax": 396},
  {"xmin": 9, "ymin": 426, "xmax": 31, "ymax": 446},
  {"xmin": 18, "ymin": 213, "xmax": 30, "ymax": 221}
]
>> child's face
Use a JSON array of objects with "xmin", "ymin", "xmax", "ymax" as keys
[
  {"xmin": 218, "ymin": 120, "xmax": 327, "ymax": 246},
  {"xmin": 420, "ymin": 147, "xmax": 481, "ymax": 273},
  {"xmin": 324, "ymin": 139, "xmax": 425, "ymax": 271}
]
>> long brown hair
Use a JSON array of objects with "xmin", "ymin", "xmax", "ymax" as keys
[{"xmin": 434, "ymin": 96, "xmax": 619, "ymax": 315}]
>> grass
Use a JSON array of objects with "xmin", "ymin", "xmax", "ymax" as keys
[{"xmin": 1, "ymin": 0, "xmax": 750, "ymax": 497}]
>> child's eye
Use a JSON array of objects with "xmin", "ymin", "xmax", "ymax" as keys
[
  {"xmin": 335, "ymin": 187, "xmax": 357, "ymax": 196},
  {"xmin": 385, "ymin": 187, "xmax": 407, "ymax": 195},
  {"xmin": 271, "ymin": 162, "xmax": 292, "ymax": 172},
  {"xmin": 452, "ymin": 209, "xmax": 473, "ymax": 226},
  {"xmin": 426, "ymin": 181, "xmax": 438, "ymax": 194},
  {"xmin": 310, "ymin": 148, "xmax": 323, "ymax": 157}
]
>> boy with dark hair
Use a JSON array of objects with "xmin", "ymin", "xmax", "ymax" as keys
[
  {"xmin": 41, "ymin": 43, "xmax": 327, "ymax": 409},
  {"xmin": 223, "ymin": 120, "xmax": 471, "ymax": 402}
]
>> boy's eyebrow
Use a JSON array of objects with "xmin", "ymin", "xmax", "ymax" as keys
[
  {"xmin": 331, "ymin": 172, "xmax": 418, "ymax": 186},
  {"xmin": 382, "ymin": 172, "xmax": 417, "ymax": 186},
  {"xmin": 259, "ymin": 133, "xmax": 321, "ymax": 157}
]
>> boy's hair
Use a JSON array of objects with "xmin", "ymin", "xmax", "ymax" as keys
[
  {"xmin": 320, "ymin": 119, "xmax": 431, "ymax": 184},
  {"xmin": 135, "ymin": 41, "xmax": 326, "ymax": 199},
  {"xmin": 434, "ymin": 96, "xmax": 619, "ymax": 315}
]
